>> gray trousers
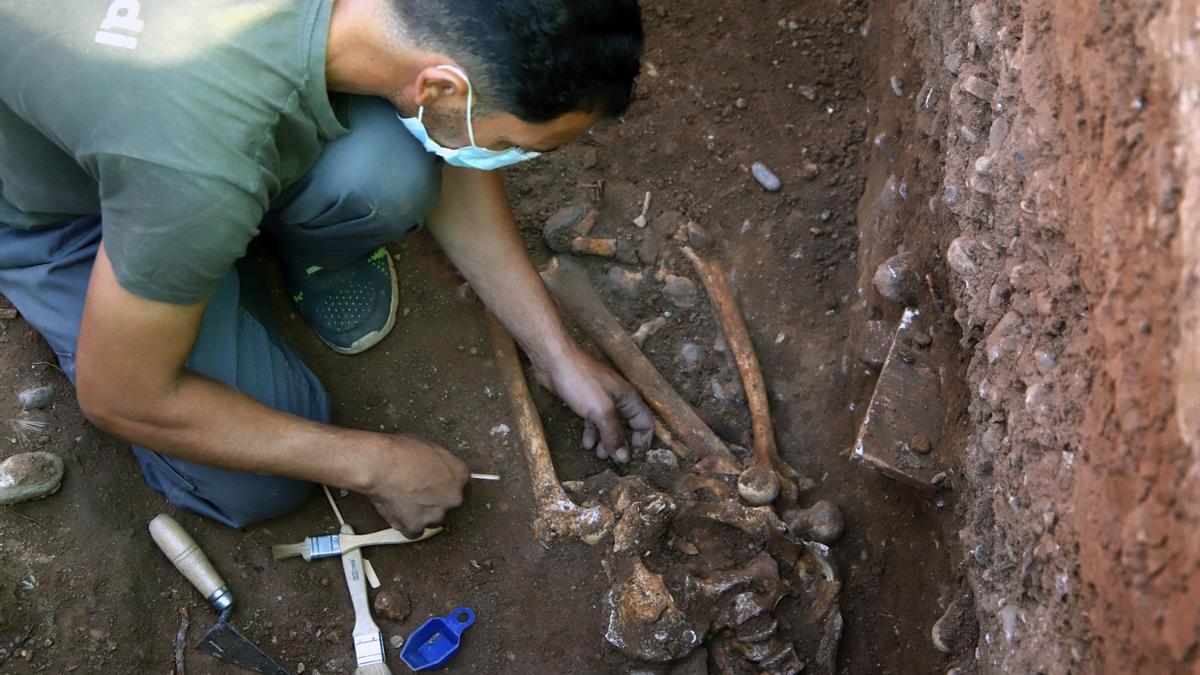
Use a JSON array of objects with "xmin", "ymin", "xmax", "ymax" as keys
[{"xmin": 0, "ymin": 96, "xmax": 441, "ymax": 527}]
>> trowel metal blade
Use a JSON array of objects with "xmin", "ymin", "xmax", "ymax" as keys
[{"xmin": 196, "ymin": 619, "xmax": 289, "ymax": 675}]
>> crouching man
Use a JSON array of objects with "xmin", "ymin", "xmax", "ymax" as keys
[{"xmin": 0, "ymin": 0, "xmax": 653, "ymax": 531}]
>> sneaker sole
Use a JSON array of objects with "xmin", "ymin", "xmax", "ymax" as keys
[{"xmin": 320, "ymin": 252, "xmax": 400, "ymax": 356}]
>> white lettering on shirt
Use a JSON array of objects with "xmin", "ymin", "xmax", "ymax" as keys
[{"xmin": 94, "ymin": 0, "xmax": 144, "ymax": 50}]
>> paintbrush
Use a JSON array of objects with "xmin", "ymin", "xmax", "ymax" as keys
[
  {"xmin": 339, "ymin": 523, "xmax": 392, "ymax": 675},
  {"xmin": 272, "ymin": 526, "xmax": 442, "ymax": 561},
  {"xmin": 274, "ymin": 474, "xmax": 498, "ymax": 561}
]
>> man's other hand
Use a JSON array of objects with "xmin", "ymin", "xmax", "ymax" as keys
[
  {"xmin": 532, "ymin": 349, "xmax": 654, "ymax": 462},
  {"xmin": 363, "ymin": 434, "xmax": 470, "ymax": 535}
]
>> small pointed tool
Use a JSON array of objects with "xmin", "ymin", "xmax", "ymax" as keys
[
  {"xmin": 400, "ymin": 608, "xmax": 475, "ymax": 671},
  {"xmin": 149, "ymin": 514, "xmax": 289, "ymax": 675}
]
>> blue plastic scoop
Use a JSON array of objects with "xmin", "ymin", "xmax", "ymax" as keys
[{"xmin": 400, "ymin": 607, "xmax": 475, "ymax": 671}]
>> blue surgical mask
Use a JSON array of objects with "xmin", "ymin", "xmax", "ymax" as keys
[{"xmin": 397, "ymin": 64, "xmax": 541, "ymax": 171}]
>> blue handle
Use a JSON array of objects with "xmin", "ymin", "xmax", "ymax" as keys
[{"xmin": 446, "ymin": 607, "xmax": 475, "ymax": 636}]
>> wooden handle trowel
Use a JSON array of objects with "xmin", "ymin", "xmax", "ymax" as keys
[{"xmin": 150, "ymin": 514, "xmax": 290, "ymax": 675}]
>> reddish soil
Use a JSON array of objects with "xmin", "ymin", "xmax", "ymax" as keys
[{"xmin": 4, "ymin": 0, "xmax": 1197, "ymax": 672}]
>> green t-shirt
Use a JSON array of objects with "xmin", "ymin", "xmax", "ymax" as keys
[{"xmin": 0, "ymin": 0, "xmax": 349, "ymax": 303}]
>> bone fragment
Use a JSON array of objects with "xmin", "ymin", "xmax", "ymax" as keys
[
  {"xmin": 610, "ymin": 477, "xmax": 677, "ymax": 557},
  {"xmin": 782, "ymin": 500, "xmax": 845, "ymax": 544},
  {"xmin": 631, "ymin": 315, "xmax": 668, "ymax": 348},
  {"xmin": 485, "ymin": 311, "xmax": 613, "ymax": 546},
  {"xmin": 604, "ymin": 559, "xmax": 702, "ymax": 662},
  {"xmin": 569, "ymin": 237, "xmax": 618, "ymax": 258},
  {"xmin": 681, "ymin": 247, "xmax": 800, "ymax": 506},
  {"xmin": 541, "ymin": 257, "xmax": 739, "ymax": 473}
]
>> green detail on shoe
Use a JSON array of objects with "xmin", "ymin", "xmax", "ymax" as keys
[{"xmin": 293, "ymin": 292, "xmax": 304, "ymax": 303}]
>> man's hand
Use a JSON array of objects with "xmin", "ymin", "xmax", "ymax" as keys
[
  {"xmin": 425, "ymin": 166, "xmax": 654, "ymax": 462},
  {"xmin": 361, "ymin": 434, "xmax": 470, "ymax": 535},
  {"xmin": 531, "ymin": 348, "xmax": 655, "ymax": 462}
]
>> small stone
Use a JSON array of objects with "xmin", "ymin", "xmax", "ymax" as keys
[
  {"xmin": 734, "ymin": 97, "xmax": 747, "ymax": 109},
  {"xmin": 680, "ymin": 342, "xmax": 701, "ymax": 366},
  {"xmin": 636, "ymin": 237, "xmax": 660, "ymax": 264},
  {"xmin": 820, "ymin": 210, "xmax": 832, "ymax": 222},
  {"xmin": 872, "ymin": 252, "xmax": 923, "ymax": 305},
  {"xmin": 946, "ymin": 236, "xmax": 978, "ymax": 277},
  {"xmin": 389, "ymin": 635, "xmax": 405, "ymax": 649},
  {"xmin": 646, "ymin": 448, "xmax": 679, "ymax": 469},
  {"xmin": 0, "ymin": 451, "xmax": 65, "ymax": 505},
  {"xmin": 632, "ymin": 214, "xmax": 648, "ymax": 229},
  {"xmin": 750, "ymin": 162, "xmax": 781, "ymax": 192},
  {"xmin": 798, "ymin": 85, "xmax": 817, "ymax": 100},
  {"xmin": 1034, "ymin": 350, "xmax": 1057, "ymax": 373},
  {"xmin": 0, "ymin": 308, "xmax": 17, "ymax": 320},
  {"xmin": 372, "ymin": 588, "xmax": 410, "ymax": 623},
  {"xmin": 685, "ymin": 221, "xmax": 711, "ymax": 249},
  {"xmin": 297, "ymin": 664, "xmax": 306, "ymax": 674},
  {"xmin": 607, "ymin": 266, "xmax": 645, "ymax": 297},
  {"xmin": 889, "ymin": 75, "xmax": 904, "ymax": 97},
  {"xmin": 581, "ymin": 148, "xmax": 599, "ymax": 169},
  {"xmin": 800, "ymin": 162, "xmax": 820, "ymax": 180},
  {"xmin": 909, "ymin": 435, "xmax": 932, "ymax": 454},
  {"xmin": 18, "ymin": 385, "xmax": 54, "ymax": 410},
  {"xmin": 663, "ymin": 274, "xmax": 698, "ymax": 308},
  {"xmin": 961, "ymin": 74, "xmax": 998, "ymax": 103},
  {"xmin": 943, "ymin": 185, "xmax": 959, "ymax": 205},
  {"xmin": 932, "ymin": 600, "xmax": 963, "ymax": 653}
]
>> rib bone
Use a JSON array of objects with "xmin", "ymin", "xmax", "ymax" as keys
[{"xmin": 486, "ymin": 311, "xmax": 613, "ymax": 546}]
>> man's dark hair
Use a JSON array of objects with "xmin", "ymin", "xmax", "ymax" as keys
[{"xmin": 392, "ymin": 0, "xmax": 644, "ymax": 122}]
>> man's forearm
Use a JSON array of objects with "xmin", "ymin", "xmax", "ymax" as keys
[
  {"xmin": 424, "ymin": 165, "xmax": 580, "ymax": 370},
  {"xmin": 76, "ymin": 245, "xmax": 381, "ymax": 493},
  {"xmin": 87, "ymin": 369, "xmax": 380, "ymax": 491}
]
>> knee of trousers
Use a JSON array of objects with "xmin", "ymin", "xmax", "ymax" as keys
[
  {"xmin": 317, "ymin": 97, "xmax": 444, "ymax": 237},
  {"xmin": 346, "ymin": 150, "xmax": 442, "ymax": 236},
  {"xmin": 214, "ymin": 477, "xmax": 317, "ymax": 529}
]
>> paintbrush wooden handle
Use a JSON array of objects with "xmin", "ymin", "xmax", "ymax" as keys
[
  {"xmin": 342, "ymin": 527, "xmax": 442, "ymax": 552},
  {"xmin": 339, "ymin": 525, "xmax": 386, "ymax": 668},
  {"xmin": 149, "ymin": 514, "xmax": 232, "ymax": 611},
  {"xmin": 339, "ymin": 525, "xmax": 376, "ymax": 631}
]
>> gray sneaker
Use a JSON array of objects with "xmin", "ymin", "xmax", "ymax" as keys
[{"xmin": 287, "ymin": 247, "xmax": 399, "ymax": 355}]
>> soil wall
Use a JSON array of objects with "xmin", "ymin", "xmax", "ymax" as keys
[{"xmin": 860, "ymin": 0, "xmax": 1200, "ymax": 671}]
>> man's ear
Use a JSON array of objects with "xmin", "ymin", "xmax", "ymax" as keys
[{"xmin": 414, "ymin": 65, "xmax": 468, "ymax": 107}]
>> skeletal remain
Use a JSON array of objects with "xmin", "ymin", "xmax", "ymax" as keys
[
  {"xmin": 631, "ymin": 315, "xmax": 668, "ymax": 347},
  {"xmin": 682, "ymin": 247, "xmax": 802, "ymax": 507},
  {"xmin": 783, "ymin": 500, "xmax": 845, "ymax": 544},
  {"xmin": 486, "ymin": 312, "xmax": 613, "ymax": 546},
  {"xmin": 610, "ymin": 476, "xmax": 677, "ymax": 557},
  {"xmin": 604, "ymin": 559, "xmax": 702, "ymax": 662},
  {"xmin": 542, "ymin": 257, "xmax": 740, "ymax": 474},
  {"xmin": 490, "ymin": 258, "xmax": 843, "ymax": 671}
]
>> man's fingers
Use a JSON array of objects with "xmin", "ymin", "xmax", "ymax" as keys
[
  {"xmin": 594, "ymin": 405, "xmax": 629, "ymax": 463},
  {"xmin": 614, "ymin": 387, "xmax": 655, "ymax": 451},
  {"xmin": 582, "ymin": 422, "xmax": 598, "ymax": 451}
]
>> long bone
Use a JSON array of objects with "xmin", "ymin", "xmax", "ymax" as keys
[
  {"xmin": 541, "ymin": 256, "xmax": 740, "ymax": 474},
  {"xmin": 486, "ymin": 311, "xmax": 613, "ymax": 546},
  {"xmin": 681, "ymin": 246, "xmax": 800, "ymax": 506}
]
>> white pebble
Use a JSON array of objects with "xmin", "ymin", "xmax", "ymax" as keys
[{"xmin": 750, "ymin": 162, "xmax": 781, "ymax": 192}]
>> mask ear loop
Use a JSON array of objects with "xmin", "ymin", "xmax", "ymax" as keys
[{"xmin": 435, "ymin": 64, "xmax": 477, "ymax": 148}]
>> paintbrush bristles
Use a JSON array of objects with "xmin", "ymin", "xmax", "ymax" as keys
[
  {"xmin": 353, "ymin": 663, "xmax": 393, "ymax": 675},
  {"xmin": 270, "ymin": 540, "xmax": 312, "ymax": 561}
]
